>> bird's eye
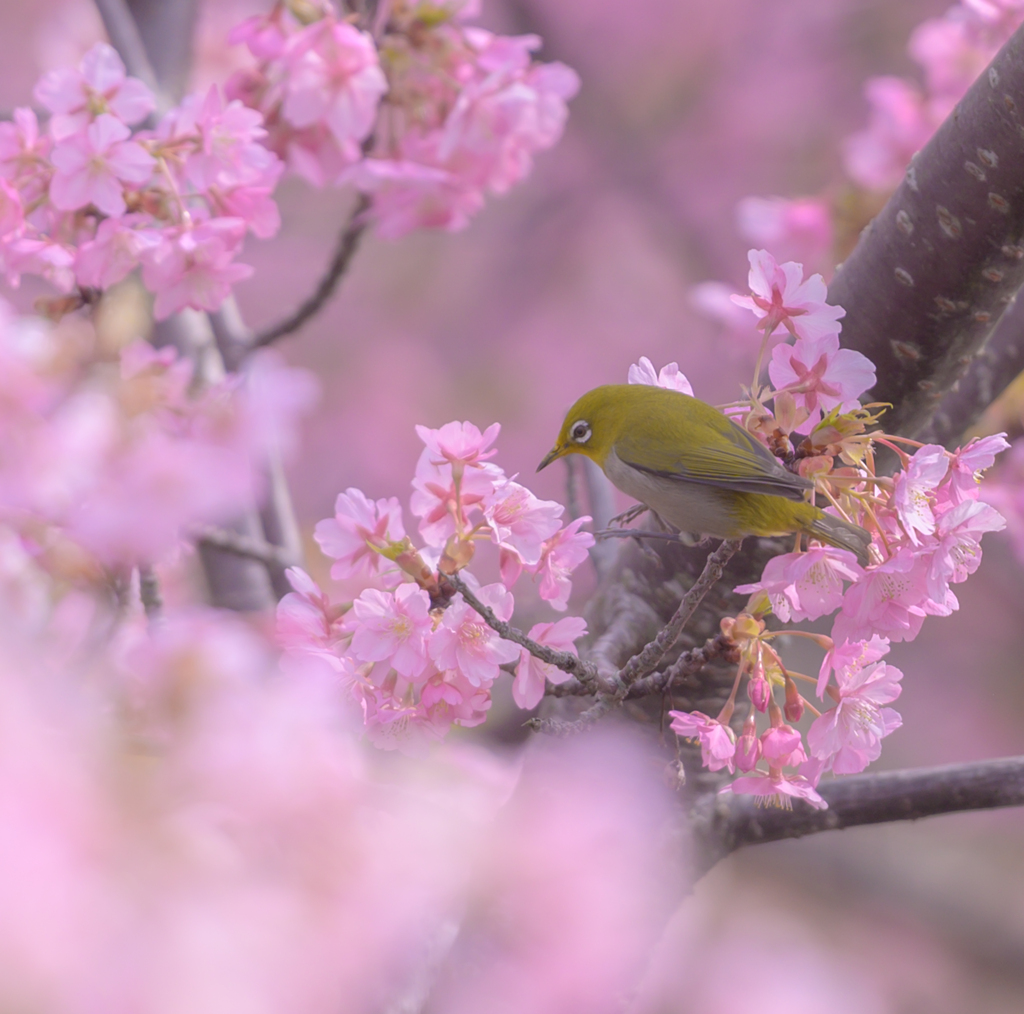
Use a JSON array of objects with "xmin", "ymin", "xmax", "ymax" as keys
[{"xmin": 570, "ymin": 420, "xmax": 591, "ymax": 444}]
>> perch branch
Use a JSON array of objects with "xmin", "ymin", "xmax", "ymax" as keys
[{"xmin": 690, "ymin": 755, "xmax": 1024, "ymax": 877}]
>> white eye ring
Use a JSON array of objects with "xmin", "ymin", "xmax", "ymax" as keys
[{"xmin": 570, "ymin": 420, "xmax": 591, "ymax": 444}]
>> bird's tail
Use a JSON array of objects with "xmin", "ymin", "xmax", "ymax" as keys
[{"xmin": 804, "ymin": 510, "xmax": 872, "ymax": 567}]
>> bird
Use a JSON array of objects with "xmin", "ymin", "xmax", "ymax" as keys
[{"xmin": 537, "ymin": 384, "xmax": 871, "ymax": 565}]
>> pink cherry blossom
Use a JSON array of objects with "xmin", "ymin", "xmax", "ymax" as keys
[
  {"xmin": 349, "ymin": 584, "xmax": 433, "ymax": 681},
  {"xmin": 720, "ymin": 771, "xmax": 828, "ymax": 809},
  {"xmin": 513, "ymin": 616, "xmax": 587, "ymax": 710},
  {"xmin": 49, "ymin": 114, "xmax": 155, "ymax": 217},
  {"xmin": 947, "ymin": 433, "xmax": 1009, "ymax": 503},
  {"xmin": 627, "ymin": 356, "xmax": 694, "ymax": 395},
  {"xmin": 416, "ymin": 419, "xmax": 501, "ymax": 473},
  {"xmin": 891, "ymin": 443, "xmax": 950, "ymax": 544},
  {"xmin": 759, "ymin": 724, "xmax": 807, "ymax": 768},
  {"xmin": 925, "ymin": 498, "xmax": 1005, "ymax": 601},
  {"xmin": 817, "ymin": 634, "xmax": 891, "ymax": 698},
  {"xmin": 0, "ymin": 108, "xmax": 50, "ymax": 187},
  {"xmin": 735, "ymin": 546, "xmax": 863, "ymax": 623},
  {"xmin": 34, "ymin": 42, "xmax": 156, "ymax": 139},
  {"xmin": 276, "ymin": 567, "xmax": 349, "ymax": 676},
  {"xmin": 807, "ymin": 661, "xmax": 903, "ymax": 774},
  {"xmin": 484, "ymin": 480, "xmax": 563, "ymax": 566},
  {"xmin": 735, "ymin": 716, "xmax": 761, "ymax": 772},
  {"xmin": 139, "ymin": 218, "xmax": 252, "ymax": 320},
  {"xmin": 168, "ymin": 86, "xmax": 281, "ymax": 192},
  {"xmin": 669, "ymin": 710, "xmax": 736, "ymax": 773},
  {"xmin": 531, "ymin": 516, "xmax": 595, "ymax": 611},
  {"xmin": 314, "ymin": 488, "xmax": 406, "ymax": 581},
  {"xmin": 768, "ymin": 334, "xmax": 876, "ymax": 431},
  {"xmin": 831, "ymin": 550, "xmax": 935, "ymax": 645},
  {"xmin": 730, "ymin": 249, "xmax": 846, "ymax": 341},
  {"xmin": 419, "ymin": 667, "xmax": 493, "ymax": 735},
  {"xmin": 74, "ymin": 216, "xmax": 155, "ymax": 289},
  {"xmin": 429, "ymin": 583, "xmax": 519, "ymax": 687},
  {"xmin": 281, "ymin": 19, "xmax": 387, "ymax": 159},
  {"xmin": 411, "ymin": 453, "xmax": 498, "ymax": 548},
  {"xmin": 343, "ymin": 158, "xmax": 484, "ymax": 239}
]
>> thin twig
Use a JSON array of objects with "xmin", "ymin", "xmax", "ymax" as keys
[
  {"xmin": 250, "ymin": 195, "xmax": 372, "ymax": 350},
  {"xmin": 616, "ymin": 539, "xmax": 742, "ymax": 689},
  {"xmin": 138, "ymin": 564, "xmax": 163, "ymax": 620},
  {"xmin": 446, "ymin": 573, "xmax": 602, "ymax": 689},
  {"xmin": 690, "ymin": 755, "xmax": 1024, "ymax": 878},
  {"xmin": 624, "ymin": 633, "xmax": 739, "ymax": 699},
  {"xmin": 192, "ymin": 525, "xmax": 301, "ymax": 570}
]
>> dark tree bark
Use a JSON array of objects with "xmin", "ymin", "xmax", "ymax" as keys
[{"xmin": 829, "ymin": 22, "xmax": 1024, "ymax": 440}]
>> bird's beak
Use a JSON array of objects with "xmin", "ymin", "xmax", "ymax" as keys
[{"xmin": 537, "ymin": 445, "xmax": 564, "ymax": 472}]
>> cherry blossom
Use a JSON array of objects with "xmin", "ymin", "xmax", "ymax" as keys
[
  {"xmin": 807, "ymin": 661, "xmax": 904, "ymax": 774},
  {"xmin": 484, "ymin": 480, "xmax": 564, "ymax": 566},
  {"xmin": 513, "ymin": 616, "xmax": 587, "ymax": 710},
  {"xmin": 669, "ymin": 710, "xmax": 736, "ymax": 773},
  {"xmin": 735, "ymin": 546, "xmax": 864, "ymax": 623},
  {"xmin": 139, "ymin": 219, "xmax": 253, "ymax": 320},
  {"xmin": 768, "ymin": 333, "xmax": 876, "ymax": 431},
  {"xmin": 349, "ymin": 584, "xmax": 433, "ymax": 681},
  {"xmin": 721, "ymin": 771, "xmax": 828, "ymax": 810},
  {"xmin": 415, "ymin": 419, "xmax": 501, "ymax": 472},
  {"xmin": 281, "ymin": 19, "xmax": 387, "ymax": 160},
  {"xmin": 947, "ymin": 433, "xmax": 1010, "ymax": 503},
  {"xmin": 531, "ymin": 516, "xmax": 595, "ymax": 611},
  {"xmin": 759, "ymin": 724, "xmax": 807, "ymax": 768},
  {"xmin": 925, "ymin": 498, "xmax": 1006, "ymax": 601},
  {"xmin": 627, "ymin": 356, "xmax": 694, "ymax": 395},
  {"xmin": 891, "ymin": 443, "xmax": 950, "ymax": 544},
  {"xmin": 817, "ymin": 634, "xmax": 891, "ymax": 698},
  {"xmin": 730, "ymin": 249, "xmax": 845, "ymax": 340},
  {"xmin": 48, "ymin": 114, "xmax": 155, "ymax": 217},
  {"xmin": 34, "ymin": 42, "xmax": 155, "ymax": 139},
  {"xmin": 314, "ymin": 488, "xmax": 406, "ymax": 581},
  {"xmin": 429, "ymin": 584, "xmax": 520, "ymax": 687}
]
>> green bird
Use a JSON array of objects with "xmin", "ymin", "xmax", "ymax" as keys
[{"xmin": 538, "ymin": 384, "xmax": 871, "ymax": 565}]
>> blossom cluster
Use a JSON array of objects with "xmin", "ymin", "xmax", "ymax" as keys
[
  {"xmin": 660, "ymin": 250, "xmax": 1007, "ymax": 808},
  {"xmin": 278, "ymin": 419, "xmax": 594, "ymax": 751},
  {"xmin": 0, "ymin": 42, "xmax": 282, "ymax": 318},
  {"xmin": 0, "ymin": 297, "xmax": 314, "ymax": 571},
  {"xmin": 227, "ymin": 0, "xmax": 579, "ymax": 238}
]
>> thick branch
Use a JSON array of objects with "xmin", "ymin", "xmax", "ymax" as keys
[
  {"xmin": 250, "ymin": 196, "xmax": 371, "ymax": 350},
  {"xmin": 829, "ymin": 22, "xmax": 1024, "ymax": 438},
  {"xmin": 920, "ymin": 290, "xmax": 1024, "ymax": 446},
  {"xmin": 616, "ymin": 539, "xmax": 741, "ymax": 687},
  {"xmin": 690, "ymin": 755, "xmax": 1024, "ymax": 877}
]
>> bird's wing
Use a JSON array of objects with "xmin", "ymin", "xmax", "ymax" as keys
[{"xmin": 615, "ymin": 408, "xmax": 813, "ymax": 501}]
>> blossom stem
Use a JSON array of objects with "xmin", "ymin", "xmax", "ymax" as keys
[{"xmin": 249, "ymin": 194, "xmax": 372, "ymax": 351}]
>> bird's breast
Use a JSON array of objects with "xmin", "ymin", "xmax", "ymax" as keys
[{"xmin": 602, "ymin": 447, "xmax": 742, "ymax": 538}]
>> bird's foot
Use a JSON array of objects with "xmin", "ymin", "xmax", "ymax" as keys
[{"xmin": 609, "ymin": 503, "xmax": 649, "ymax": 528}]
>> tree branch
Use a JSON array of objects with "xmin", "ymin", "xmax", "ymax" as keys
[
  {"xmin": 192, "ymin": 524, "xmax": 301, "ymax": 570},
  {"xmin": 250, "ymin": 195, "xmax": 372, "ymax": 351},
  {"xmin": 829, "ymin": 22, "xmax": 1024, "ymax": 439},
  {"xmin": 446, "ymin": 573, "xmax": 602, "ymax": 689},
  {"xmin": 690, "ymin": 755, "xmax": 1024, "ymax": 877}
]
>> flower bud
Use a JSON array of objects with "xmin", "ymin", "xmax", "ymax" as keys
[
  {"xmin": 783, "ymin": 675, "xmax": 804, "ymax": 722},
  {"xmin": 731, "ymin": 612, "xmax": 763, "ymax": 642},
  {"xmin": 736, "ymin": 713, "xmax": 761, "ymax": 772},
  {"xmin": 747, "ymin": 674, "xmax": 770, "ymax": 712}
]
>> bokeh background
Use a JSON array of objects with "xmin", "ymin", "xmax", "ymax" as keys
[{"xmin": 3, "ymin": 1, "xmax": 1024, "ymax": 1010}]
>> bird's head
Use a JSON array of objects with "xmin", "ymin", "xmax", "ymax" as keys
[{"xmin": 537, "ymin": 385, "xmax": 630, "ymax": 471}]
